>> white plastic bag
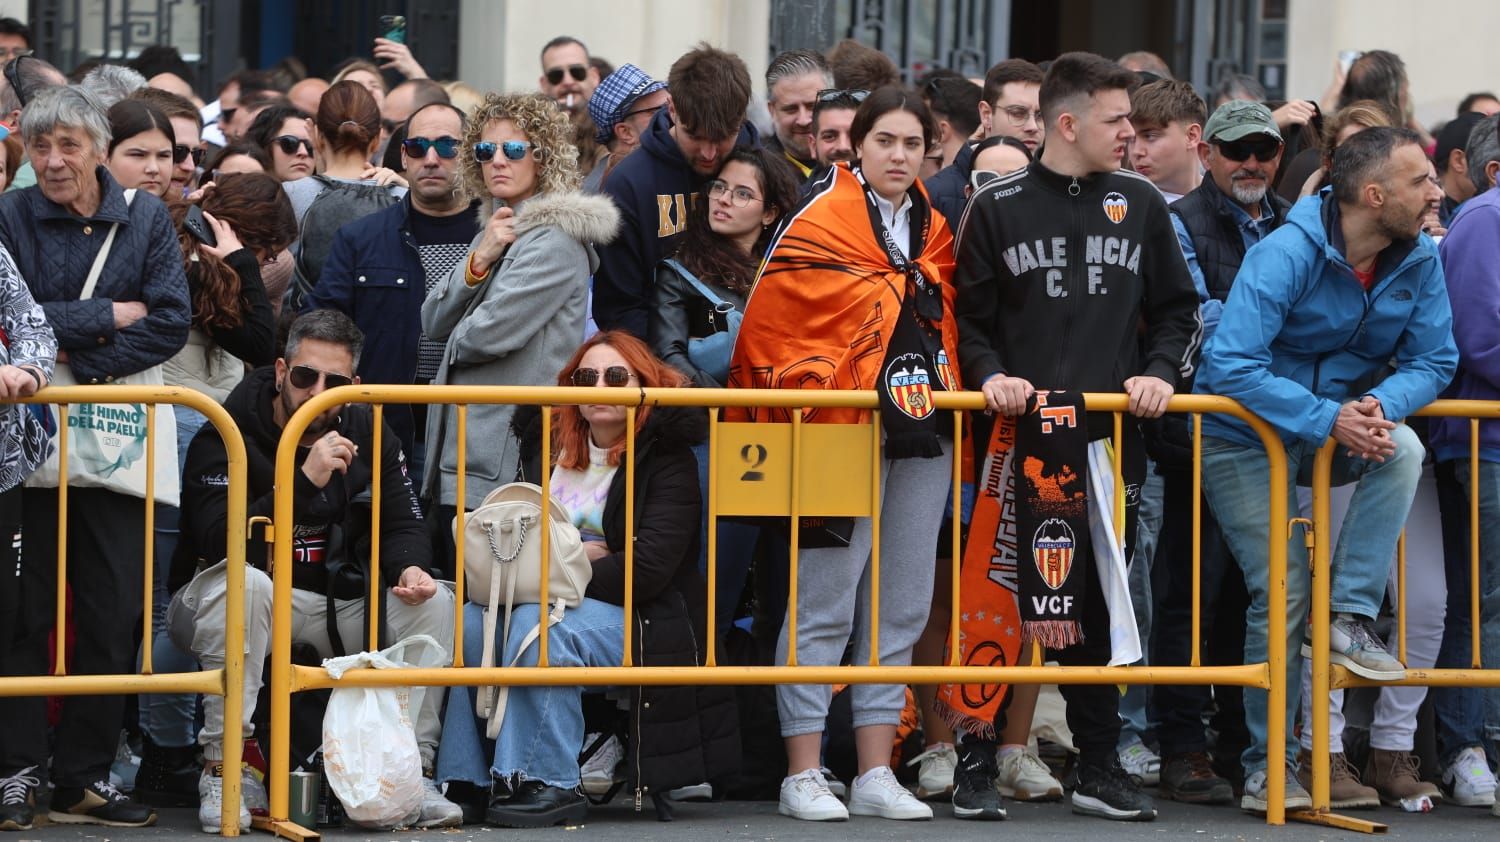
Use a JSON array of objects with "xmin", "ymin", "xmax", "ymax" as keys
[{"xmin": 321, "ymin": 634, "xmax": 448, "ymax": 828}]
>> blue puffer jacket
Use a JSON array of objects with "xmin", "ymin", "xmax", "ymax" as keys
[
  {"xmin": 0, "ymin": 167, "xmax": 189, "ymax": 384},
  {"xmin": 1197, "ymin": 189, "xmax": 1457, "ymax": 448}
]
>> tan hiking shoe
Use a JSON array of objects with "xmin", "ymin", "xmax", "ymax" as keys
[
  {"xmin": 1295, "ymin": 749, "xmax": 1378, "ymax": 809},
  {"xmin": 1366, "ymin": 748, "xmax": 1442, "ymax": 806}
]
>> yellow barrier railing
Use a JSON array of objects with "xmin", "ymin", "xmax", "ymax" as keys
[
  {"xmin": 262, "ymin": 386, "xmax": 1292, "ymax": 832},
  {"xmin": 1303, "ymin": 399, "xmax": 1500, "ymax": 832},
  {"xmin": 2, "ymin": 386, "xmax": 248, "ymax": 837}
]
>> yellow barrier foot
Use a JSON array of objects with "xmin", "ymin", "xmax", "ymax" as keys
[
  {"xmin": 1286, "ymin": 808, "xmax": 1389, "ymax": 833},
  {"xmin": 251, "ymin": 815, "xmax": 320, "ymax": 841}
]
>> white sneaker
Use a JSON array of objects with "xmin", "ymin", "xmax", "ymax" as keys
[
  {"xmin": 240, "ymin": 764, "xmax": 269, "ymax": 816},
  {"xmin": 1443, "ymin": 746, "xmax": 1498, "ymax": 807},
  {"xmin": 414, "ymin": 776, "xmax": 463, "ymax": 828},
  {"xmin": 819, "ymin": 766, "xmax": 847, "ymax": 798},
  {"xmin": 667, "ymin": 782, "xmax": 714, "ymax": 801},
  {"xmin": 996, "ymin": 747, "xmax": 1064, "ymax": 801},
  {"xmin": 847, "ymin": 766, "xmax": 933, "ymax": 820},
  {"xmin": 198, "ymin": 765, "xmax": 250, "ymax": 834},
  {"xmin": 906, "ymin": 743, "xmax": 957, "ymax": 799},
  {"xmin": 1241, "ymin": 766, "xmax": 1312, "ymax": 814},
  {"xmin": 779, "ymin": 768, "xmax": 848, "ymax": 821},
  {"xmin": 580, "ymin": 733, "xmax": 623, "ymax": 796},
  {"xmin": 1118, "ymin": 741, "xmax": 1161, "ymax": 787}
]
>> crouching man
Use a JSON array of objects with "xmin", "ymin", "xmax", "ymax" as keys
[{"xmin": 166, "ymin": 310, "xmax": 460, "ymax": 832}]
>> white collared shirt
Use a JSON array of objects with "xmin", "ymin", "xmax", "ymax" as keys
[{"xmin": 873, "ymin": 191, "xmax": 914, "ymax": 259}]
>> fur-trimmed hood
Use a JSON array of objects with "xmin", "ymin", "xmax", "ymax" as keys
[{"xmin": 474, "ymin": 190, "xmax": 621, "ymax": 247}]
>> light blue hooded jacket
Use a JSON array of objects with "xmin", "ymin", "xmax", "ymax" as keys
[{"xmin": 1196, "ymin": 189, "xmax": 1457, "ymax": 449}]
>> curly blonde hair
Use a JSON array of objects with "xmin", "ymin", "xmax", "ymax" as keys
[{"xmin": 460, "ymin": 92, "xmax": 580, "ymax": 199}]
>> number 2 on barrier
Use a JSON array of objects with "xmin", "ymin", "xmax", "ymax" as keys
[{"xmin": 713, "ymin": 422, "xmax": 875, "ymax": 517}]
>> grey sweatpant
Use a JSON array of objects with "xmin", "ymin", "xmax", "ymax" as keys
[{"xmin": 776, "ymin": 440, "xmax": 951, "ymax": 736}]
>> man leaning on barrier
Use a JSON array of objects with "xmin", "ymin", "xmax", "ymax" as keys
[
  {"xmin": 1195, "ymin": 125, "xmax": 1457, "ymax": 815},
  {"xmin": 164, "ymin": 309, "xmax": 460, "ymax": 832}
]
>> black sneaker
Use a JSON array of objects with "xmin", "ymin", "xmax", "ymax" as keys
[
  {"xmin": 1159, "ymin": 752, "xmax": 1233, "ymax": 804},
  {"xmin": 48, "ymin": 780, "xmax": 156, "ymax": 827},
  {"xmin": 133, "ymin": 737, "xmax": 200, "ymax": 807},
  {"xmin": 951, "ymin": 740, "xmax": 1007, "ymax": 820},
  {"xmin": 1072, "ymin": 759, "xmax": 1157, "ymax": 821},
  {"xmin": 0, "ymin": 766, "xmax": 41, "ymax": 831},
  {"xmin": 485, "ymin": 779, "xmax": 587, "ymax": 828}
]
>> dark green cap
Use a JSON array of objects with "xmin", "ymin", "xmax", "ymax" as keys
[{"xmin": 1203, "ymin": 100, "xmax": 1282, "ymax": 143}]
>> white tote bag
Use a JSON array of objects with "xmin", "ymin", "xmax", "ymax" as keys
[{"xmin": 25, "ymin": 189, "xmax": 180, "ymax": 506}]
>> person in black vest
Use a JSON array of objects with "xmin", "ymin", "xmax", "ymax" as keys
[{"xmin": 1149, "ymin": 99, "xmax": 1289, "ymax": 805}]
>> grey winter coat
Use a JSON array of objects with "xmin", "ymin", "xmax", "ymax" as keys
[{"xmin": 421, "ymin": 190, "xmax": 620, "ymax": 508}]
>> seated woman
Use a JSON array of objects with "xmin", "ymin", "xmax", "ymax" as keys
[{"xmin": 435, "ymin": 332, "xmax": 738, "ymax": 829}]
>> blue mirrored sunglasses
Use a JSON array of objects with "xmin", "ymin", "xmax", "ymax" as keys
[
  {"xmin": 402, "ymin": 136, "xmax": 461, "ymax": 159},
  {"xmin": 473, "ymin": 140, "xmax": 534, "ymax": 162}
]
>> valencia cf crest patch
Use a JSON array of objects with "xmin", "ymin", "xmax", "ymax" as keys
[
  {"xmin": 1102, "ymin": 192, "xmax": 1128, "ymax": 224},
  {"xmin": 1032, "ymin": 517, "xmax": 1076, "ymax": 591},
  {"xmin": 933, "ymin": 348, "xmax": 957, "ymax": 392},
  {"xmin": 886, "ymin": 352, "xmax": 935, "ymax": 420}
]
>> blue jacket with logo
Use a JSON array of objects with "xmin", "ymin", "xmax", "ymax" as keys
[{"xmin": 1196, "ymin": 190, "xmax": 1457, "ymax": 448}]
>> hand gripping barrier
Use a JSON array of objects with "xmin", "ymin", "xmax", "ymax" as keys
[
  {"xmin": 262, "ymin": 386, "xmax": 1295, "ymax": 833},
  {"xmin": 5, "ymin": 385, "xmax": 249, "ymax": 837},
  {"xmin": 1301, "ymin": 399, "xmax": 1500, "ymax": 833}
]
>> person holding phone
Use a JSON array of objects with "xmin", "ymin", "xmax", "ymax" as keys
[{"xmin": 420, "ymin": 92, "xmax": 619, "ymax": 573}]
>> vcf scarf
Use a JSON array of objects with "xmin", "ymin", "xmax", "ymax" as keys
[{"xmin": 725, "ymin": 163, "xmax": 961, "ymax": 458}]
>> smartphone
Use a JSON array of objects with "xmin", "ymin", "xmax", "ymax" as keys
[
  {"xmin": 379, "ymin": 15, "xmax": 406, "ymax": 44},
  {"xmin": 185, "ymin": 204, "xmax": 217, "ymax": 247}
]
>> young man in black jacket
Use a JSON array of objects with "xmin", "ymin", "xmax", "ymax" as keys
[
  {"xmin": 166, "ymin": 310, "xmax": 459, "ymax": 833},
  {"xmin": 950, "ymin": 52, "xmax": 1202, "ymax": 823}
]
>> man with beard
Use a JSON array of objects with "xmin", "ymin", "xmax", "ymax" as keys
[
  {"xmin": 1195, "ymin": 126, "xmax": 1455, "ymax": 814},
  {"xmin": 305, "ymin": 102, "xmax": 479, "ymax": 468},
  {"xmin": 763, "ymin": 49, "xmax": 831, "ymax": 181},
  {"xmin": 167, "ymin": 310, "xmax": 460, "ymax": 833},
  {"xmin": 538, "ymin": 35, "xmax": 599, "ymax": 116},
  {"xmin": 811, "ymin": 87, "xmax": 861, "ymax": 168}
]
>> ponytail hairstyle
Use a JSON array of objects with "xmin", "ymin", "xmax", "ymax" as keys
[{"xmin": 315, "ymin": 80, "xmax": 380, "ymax": 158}]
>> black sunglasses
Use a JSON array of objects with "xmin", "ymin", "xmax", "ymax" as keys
[
  {"xmin": 402, "ymin": 136, "xmax": 461, "ymax": 159},
  {"xmin": 473, "ymin": 140, "xmax": 534, "ymax": 163},
  {"xmin": 545, "ymin": 64, "xmax": 588, "ymax": 85},
  {"xmin": 1215, "ymin": 136, "xmax": 1282, "ymax": 163},
  {"xmin": 173, "ymin": 145, "xmax": 205, "ymax": 166},
  {"xmin": 4, "ymin": 55, "xmax": 29, "ymax": 109},
  {"xmin": 273, "ymin": 135, "xmax": 314, "ymax": 156},
  {"xmin": 817, "ymin": 88, "xmax": 870, "ymax": 105},
  {"xmin": 218, "ymin": 106, "xmax": 237, "ymax": 126},
  {"xmin": 287, "ymin": 365, "xmax": 353, "ymax": 390},
  {"xmin": 570, "ymin": 366, "xmax": 634, "ymax": 387}
]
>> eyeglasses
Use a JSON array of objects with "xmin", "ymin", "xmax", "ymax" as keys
[
  {"xmin": 621, "ymin": 103, "xmax": 664, "ymax": 121},
  {"xmin": 172, "ymin": 145, "xmax": 205, "ymax": 166},
  {"xmin": 473, "ymin": 140, "xmax": 534, "ymax": 163},
  {"xmin": 402, "ymin": 136, "xmax": 461, "ymax": 159},
  {"xmin": 287, "ymin": 364, "xmax": 354, "ymax": 390},
  {"xmin": 0, "ymin": 47, "xmax": 31, "ymax": 61},
  {"xmin": 817, "ymin": 88, "xmax": 869, "ymax": 105},
  {"xmin": 545, "ymin": 64, "xmax": 588, "ymax": 86},
  {"xmin": 4, "ymin": 55, "xmax": 31, "ymax": 108},
  {"xmin": 1214, "ymin": 136, "xmax": 1282, "ymax": 163},
  {"xmin": 272, "ymin": 135, "xmax": 314, "ymax": 156},
  {"xmin": 706, "ymin": 180, "xmax": 762, "ymax": 208},
  {"xmin": 570, "ymin": 366, "xmax": 635, "ymax": 387},
  {"xmin": 1000, "ymin": 104, "xmax": 1044, "ymax": 128}
]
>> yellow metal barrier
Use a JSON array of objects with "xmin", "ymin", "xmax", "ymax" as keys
[
  {"xmin": 1, "ymin": 385, "xmax": 249, "ymax": 837},
  {"xmin": 1303, "ymin": 399, "xmax": 1500, "ymax": 832},
  {"xmin": 264, "ymin": 386, "xmax": 1293, "ymax": 830}
]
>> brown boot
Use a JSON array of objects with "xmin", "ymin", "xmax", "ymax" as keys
[
  {"xmin": 1366, "ymin": 748, "xmax": 1442, "ymax": 806},
  {"xmin": 1296, "ymin": 748, "xmax": 1379, "ymax": 809}
]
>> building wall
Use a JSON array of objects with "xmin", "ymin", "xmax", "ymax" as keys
[
  {"xmin": 458, "ymin": 0, "xmax": 772, "ymax": 99},
  {"xmin": 1287, "ymin": 0, "xmax": 1500, "ymax": 127}
]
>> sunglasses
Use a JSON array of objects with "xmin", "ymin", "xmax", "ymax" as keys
[
  {"xmin": 622, "ymin": 103, "xmax": 664, "ymax": 121},
  {"xmin": 473, "ymin": 140, "xmax": 534, "ymax": 163},
  {"xmin": 545, "ymin": 64, "xmax": 589, "ymax": 85},
  {"xmin": 287, "ymin": 364, "xmax": 353, "ymax": 391},
  {"xmin": 172, "ymin": 145, "xmax": 205, "ymax": 166},
  {"xmin": 570, "ymin": 366, "xmax": 635, "ymax": 387},
  {"xmin": 402, "ymin": 136, "xmax": 461, "ymax": 159},
  {"xmin": 273, "ymin": 135, "xmax": 314, "ymax": 156},
  {"xmin": 218, "ymin": 106, "xmax": 237, "ymax": 126},
  {"xmin": 1215, "ymin": 136, "xmax": 1282, "ymax": 163},
  {"xmin": 817, "ymin": 88, "xmax": 870, "ymax": 105},
  {"xmin": 4, "ymin": 55, "xmax": 29, "ymax": 108}
]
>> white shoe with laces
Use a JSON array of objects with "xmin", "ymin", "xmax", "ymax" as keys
[
  {"xmin": 907, "ymin": 742, "xmax": 957, "ymax": 799},
  {"xmin": 580, "ymin": 733, "xmax": 623, "ymax": 796},
  {"xmin": 996, "ymin": 747, "xmax": 1064, "ymax": 800},
  {"xmin": 197, "ymin": 765, "xmax": 250, "ymax": 834},
  {"xmin": 819, "ymin": 766, "xmax": 847, "ymax": 798},
  {"xmin": 415, "ymin": 776, "xmax": 463, "ymax": 828},
  {"xmin": 1442, "ymin": 746, "xmax": 1497, "ymax": 807},
  {"xmin": 1118, "ymin": 741, "xmax": 1161, "ymax": 786},
  {"xmin": 779, "ymin": 768, "xmax": 848, "ymax": 821},
  {"xmin": 847, "ymin": 766, "xmax": 932, "ymax": 820}
]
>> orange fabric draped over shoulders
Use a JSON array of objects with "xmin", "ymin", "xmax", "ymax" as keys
[{"xmin": 725, "ymin": 163, "xmax": 960, "ymax": 424}]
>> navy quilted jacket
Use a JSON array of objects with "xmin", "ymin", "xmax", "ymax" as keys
[{"xmin": 0, "ymin": 166, "xmax": 189, "ymax": 384}]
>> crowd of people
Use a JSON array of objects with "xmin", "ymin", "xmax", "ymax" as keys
[{"xmin": 0, "ymin": 11, "xmax": 1494, "ymax": 834}]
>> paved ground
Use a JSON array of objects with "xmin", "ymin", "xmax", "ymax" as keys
[{"xmin": 11, "ymin": 799, "xmax": 1499, "ymax": 840}]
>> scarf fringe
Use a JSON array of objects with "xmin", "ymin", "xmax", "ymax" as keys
[
  {"xmin": 1022, "ymin": 620, "xmax": 1083, "ymax": 650},
  {"xmin": 934, "ymin": 697, "xmax": 997, "ymax": 741},
  {"xmin": 882, "ymin": 432, "xmax": 944, "ymax": 461}
]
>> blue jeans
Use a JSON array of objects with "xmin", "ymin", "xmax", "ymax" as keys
[
  {"xmin": 138, "ymin": 406, "xmax": 209, "ymax": 747},
  {"xmin": 436, "ymin": 599, "xmax": 625, "ymax": 789},
  {"xmin": 691, "ymin": 442, "xmax": 759, "ymax": 632},
  {"xmin": 1433, "ymin": 459, "xmax": 1500, "ymax": 760},
  {"xmin": 1200, "ymin": 425, "xmax": 1423, "ymax": 775}
]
